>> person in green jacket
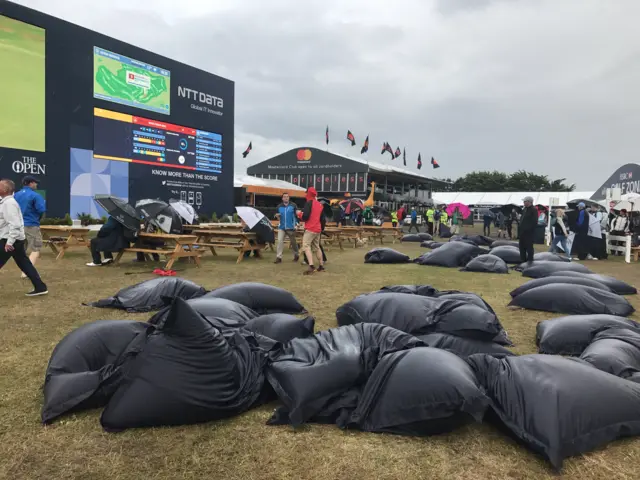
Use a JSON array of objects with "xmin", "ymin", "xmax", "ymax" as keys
[
  {"xmin": 363, "ymin": 207, "xmax": 374, "ymax": 226},
  {"xmin": 451, "ymin": 208, "xmax": 461, "ymax": 235},
  {"xmin": 425, "ymin": 208, "xmax": 435, "ymax": 235},
  {"xmin": 391, "ymin": 211, "xmax": 398, "ymax": 227}
]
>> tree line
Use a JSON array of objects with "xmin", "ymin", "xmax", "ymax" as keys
[{"xmin": 435, "ymin": 170, "xmax": 576, "ymax": 192}]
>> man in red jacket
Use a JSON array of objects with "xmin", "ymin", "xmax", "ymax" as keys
[{"xmin": 301, "ymin": 187, "xmax": 326, "ymax": 275}]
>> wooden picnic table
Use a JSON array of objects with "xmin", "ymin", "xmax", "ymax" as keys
[
  {"xmin": 359, "ymin": 226, "xmax": 404, "ymax": 244},
  {"xmin": 193, "ymin": 229, "xmax": 265, "ymax": 263},
  {"xmin": 189, "ymin": 223, "xmax": 243, "ymax": 230},
  {"xmin": 113, "ymin": 233, "xmax": 202, "ymax": 270},
  {"xmin": 40, "ymin": 225, "xmax": 91, "ymax": 259}
]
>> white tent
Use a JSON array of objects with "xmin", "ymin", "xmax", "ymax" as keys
[{"xmin": 432, "ymin": 191, "xmax": 595, "ymax": 206}]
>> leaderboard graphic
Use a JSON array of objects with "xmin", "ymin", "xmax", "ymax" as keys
[{"xmin": 93, "ymin": 108, "xmax": 223, "ymax": 174}]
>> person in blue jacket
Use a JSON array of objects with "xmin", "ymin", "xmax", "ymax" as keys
[
  {"xmin": 14, "ymin": 175, "xmax": 46, "ymax": 272},
  {"xmin": 274, "ymin": 192, "xmax": 299, "ymax": 264}
]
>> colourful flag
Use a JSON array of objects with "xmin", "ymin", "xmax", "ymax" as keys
[
  {"xmin": 361, "ymin": 135, "xmax": 369, "ymax": 154},
  {"xmin": 347, "ymin": 130, "xmax": 356, "ymax": 146},
  {"xmin": 431, "ymin": 157, "xmax": 440, "ymax": 169},
  {"xmin": 242, "ymin": 142, "xmax": 252, "ymax": 158},
  {"xmin": 417, "ymin": 153, "xmax": 423, "ymax": 170}
]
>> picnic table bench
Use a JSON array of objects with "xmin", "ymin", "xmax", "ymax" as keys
[
  {"xmin": 193, "ymin": 229, "xmax": 265, "ymax": 263},
  {"xmin": 112, "ymin": 233, "xmax": 202, "ymax": 270},
  {"xmin": 40, "ymin": 225, "xmax": 91, "ymax": 259}
]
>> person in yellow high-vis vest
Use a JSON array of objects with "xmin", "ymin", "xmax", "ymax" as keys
[
  {"xmin": 439, "ymin": 210, "xmax": 448, "ymax": 235},
  {"xmin": 425, "ymin": 207, "xmax": 435, "ymax": 235}
]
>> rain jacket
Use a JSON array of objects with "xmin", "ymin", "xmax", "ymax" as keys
[
  {"xmin": 426, "ymin": 209, "xmax": 435, "ymax": 222},
  {"xmin": 14, "ymin": 186, "xmax": 45, "ymax": 227},
  {"xmin": 277, "ymin": 202, "xmax": 298, "ymax": 230},
  {"xmin": 302, "ymin": 199, "xmax": 326, "ymax": 233},
  {"xmin": 391, "ymin": 212, "xmax": 398, "ymax": 223},
  {"xmin": 440, "ymin": 211, "xmax": 448, "ymax": 223}
]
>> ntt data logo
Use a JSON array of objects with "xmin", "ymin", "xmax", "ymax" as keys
[{"xmin": 296, "ymin": 149, "xmax": 312, "ymax": 162}]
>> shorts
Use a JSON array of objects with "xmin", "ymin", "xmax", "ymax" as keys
[
  {"xmin": 24, "ymin": 226, "xmax": 43, "ymax": 252},
  {"xmin": 302, "ymin": 231, "xmax": 321, "ymax": 252}
]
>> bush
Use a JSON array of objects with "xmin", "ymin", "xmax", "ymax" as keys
[
  {"xmin": 232, "ymin": 213, "xmax": 240, "ymax": 223},
  {"xmin": 41, "ymin": 214, "xmax": 72, "ymax": 226},
  {"xmin": 211, "ymin": 212, "xmax": 218, "ymax": 223}
]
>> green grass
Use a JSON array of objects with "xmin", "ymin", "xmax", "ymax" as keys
[
  {"xmin": 1, "ymin": 227, "xmax": 640, "ymax": 479},
  {"xmin": 0, "ymin": 15, "xmax": 45, "ymax": 152}
]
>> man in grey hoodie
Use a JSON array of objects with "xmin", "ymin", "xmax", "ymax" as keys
[{"xmin": 0, "ymin": 179, "xmax": 48, "ymax": 296}]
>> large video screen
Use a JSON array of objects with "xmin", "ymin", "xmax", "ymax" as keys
[
  {"xmin": 0, "ymin": 15, "xmax": 45, "ymax": 152},
  {"xmin": 93, "ymin": 107, "xmax": 222, "ymax": 173},
  {"xmin": 93, "ymin": 47, "xmax": 171, "ymax": 115}
]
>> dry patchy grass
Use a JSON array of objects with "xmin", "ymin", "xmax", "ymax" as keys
[{"xmin": 2, "ymin": 228, "xmax": 640, "ymax": 479}]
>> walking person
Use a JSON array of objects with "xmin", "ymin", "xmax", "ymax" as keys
[
  {"xmin": 408, "ymin": 207, "xmax": 419, "ymax": 233},
  {"xmin": 14, "ymin": 175, "xmax": 46, "ymax": 276},
  {"xmin": 495, "ymin": 211, "xmax": 505, "ymax": 238},
  {"xmin": 433, "ymin": 207, "xmax": 441, "ymax": 237},
  {"xmin": 274, "ymin": 192, "xmax": 299, "ymax": 264},
  {"xmin": 390, "ymin": 210, "xmax": 398, "ymax": 228},
  {"xmin": 425, "ymin": 206, "xmax": 435, "ymax": 235},
  {"xmin": 300, "ymin": 187, "xmax": 326, "ymax": 275},
  {"xmin": 0, "ymin": 179, "xmax": 48, "ymax": 296},
  {"xmin": 482, "ymin": 210, "xmax": 493, "ymax": 237},
  {"xmin": 549, "ymin": 208, "xmax": 571, "ymax": 260},
  {"xmin": 505, "ymin": 209, "xmax": 517, "ymax": 239},
  {"xmin": 572, "ymin": 202, "xmax": 591, "ymax": 260},
  {"xmin": 451, "ymin": 207, "xmax": 461, "ymax": 235},
  {"xmin": 519, "ymin": 196, "xmax": 537, "ymax": 263}
]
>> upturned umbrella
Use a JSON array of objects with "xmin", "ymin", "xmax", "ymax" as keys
[
  {"xmin": 340, "ymin": 198, "xmax": 364, "ymax": 215},
  {"xmin": 235, "ymin": 206, "xmax": 275, "ymax": 244},
  {"xmin": 169, "ymin": 199, "xmax": 196, "ymax": 224},
  {"xmin": 445, "ymin": 202, "xmax": 472, "ymax": 219},
  {"xmin": 94, "ymin": 195, "xmax": 141, "ymax": 231},
  {"xmin": 136, "ymin": 199, "xmax": 183, "ymax": 234}
]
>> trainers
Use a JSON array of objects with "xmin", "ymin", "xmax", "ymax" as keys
[
  {"xmin": 303, "ymin": 266, "xmax": 316, "ymax": 275},
  {"xmin": 317, "ymin": 266, "xmax": 326, "ymax": 272},
  {"xmin": 20, "ymin": 272, "xmax": 27, "ymax": 279},
  {"xmin": 274, "ymin": 258, "xmax": 282, "ymax": 264},
  {"xmin": 102, "ymin": 258, "xmax": 114, "ymax": 265},
  {"xmin": 86, "ymin": 262, "xmax": 102, "ymax": 267},
  {"xmin": 26, "ymin": 288, "xmax": 48, "ymax": 297}
]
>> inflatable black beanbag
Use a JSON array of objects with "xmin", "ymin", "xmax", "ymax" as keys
[
  {"xmin": 549, "ymin": 271, "xmax": 637, "ymax": 295},
  {"xmin": 401, "ymin": 234, "xmax": 423, "ymax": 243},
  {"xmin": 510, "ymin": 276, "xmax": 612, "ymax": 298},
  {"xmin": 509, "ymin": 284, "xmax": 634, "ymax": 316},
  {"xmin": 536, "ymin": 314, "xmax": 640, "ymax": 355},
  {"xmin": 488, "ymin": 246, "xmax": 522, "ymax": 264},
  {"xmin": 461, "ymin": 254, "xmax": 508, "ymax": 274},
  {"xmin": 420, "ymin": 241, "xmax": 445, "ymax": 249},
  {"xmin": 491, "ymin": 240, "xmax": 519, "ymax": 248},
  {"xmin": 88, "ymin": 277, "xmax": 206, "ymax": 312},
  {"xmin": 346, "ymin": 348, "xmax": 488, "ymax": 435},
  {"xmin": 520, "ymin": 261, "xmax": 592, "ymax": 278},
  {"xmin": 418, "ymin": 233, "xmax": 433, "ymax": 241},
  {"xmin": 42, "ymin": 320, "xmax": 149, "ymax": 424},
  {"xmin": 416, "ymin": 333, "xmax": 514, "ymax": 359},
  {"xmin": 244, "ymin": 314, "xmax": 315, "ymax": 344},
  {"xmin": 266, "ymin": 324, "xmax": 423, "ymax": 426},
  {"xmin": 100, "ymin": 298, "xmax": 267, "ymax": 431},
  {"xmin": 468, "ymin": 353, "xmax": 640, "ymax": 470},
  {"xmin": 464, "ymin": 235, "xmax": 494, "ymax": 246},
  {"xmin": 580, "ymin": 328, "xmax": 640, "ymax": 382},
  {"xmin": 379, "ymin": 285, "xmax": 438, "ymax": 296},
  {"xmin": 414, "ymin": 242, "xmax": 486, "ymax": 268},
  {"xmin": 336, "ymin": 292, "xmax": 510, "ymax": 345},
  {"xmin": 203, "ymin": 282, "xmax": 306, "ymax": 314},
  {"xmin": 148, "ymin": 297, "xmax": 259, "ymax": 330},
  {"xmin": 532, "ymin": 252, "xmax": 570, "ymax": 262},
  {"xmin": 364, "ymin": 248, "xmax": 410, "ymax": 264}
]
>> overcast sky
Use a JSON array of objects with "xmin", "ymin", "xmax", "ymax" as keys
[{"xmin": 13, "ymin": 0, "xmax": 640, "ymax": 189}]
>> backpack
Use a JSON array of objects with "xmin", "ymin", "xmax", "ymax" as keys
[{"xmin": 434, "ymin": 211, "xmax": 441, "ymax": 221}]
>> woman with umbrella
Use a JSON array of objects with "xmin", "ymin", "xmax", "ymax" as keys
[{"xmin": 87, "ymin": 196, "xmax": 139, "ymax": 266}]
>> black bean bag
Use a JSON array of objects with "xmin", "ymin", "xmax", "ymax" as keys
[
  {"xmin": 414, "ymin": 242, "xmax": 487, "ymax": 268},
  {"xmin": 148, "ymin": 297, "xmax": 259, "ymax": 330},
  {"xmin": 536, "ymin": 315, "xmax": 640, "ymax": 355},
  {"xmin": 580, "ymin": 328, "xmax": 640, "ymax": 382},
  {"xmin": 401, "ymin": 234, "xmax": 423, "ymax": 243},
  {"xmin": 533, "ymin": 252, "xmax": 571, "ymax": 262},
  {"xmin": 520, "ymin": 261, "xmax": 593, "ymax": 278},
  {"xmin": 509, "ymin": 276, "xmax": 613, "ymax": 298},
  {"xmin": 266, "ymin": 324, "xmax": 423, "ymax": 426},
  {"xmin": 489, "ymin": 246, "xmax": 522, "ymax": 264},
  {"xmin": 439, "ymin": 224, "xmax": 452, "ymax": 238},
  {"xmin": 101, "ymin": 298, "xmax": 267, "ymax": 431},
  {"xmin": 345, "ymin": 348, "xmax": 488, "ymax": 435},
  {"xmin": 416, "ymin": 333, "xmax": 514, "ymax": 359},
  {"xmin": 460, "ymin": 254, "xmax": 508, "ymax": 274},
  {"xmin": 418, "ymin": 233, "xmax": 433, "ymax": 241},
  {"xmin": 509, "ymin": 284, "xmax": 634, "ymax": 316},
  {"xmin": 244, "ymin": 314, "xmax": 315, "ymax": 344},
  {"xmin": 87, "ymin": 277, "xmax": 206, "ymax": 312},
  {"xmin": 420, "ymin": 241, "xmax": 445, "ymax": 249},
  {"xmin": 41, "ymin": 320, "xmax": 149, "ymax": 424},
  {"xmin": 336, "ymin": 292, "xmax": 510, "ymax": 345},
  {"xmin": 379, "ymin": 285, "xmax": 438, "ymax": 296},
  {"xmin": 549, "ymin": 271, "xmax": 637, "ymax": 295},
  {"xmin": 202, "ymin": 282, "xmax": 306, "ymax": 314},
  {"xmin": 491, "ymin": 240, "xmax": 519, "ymax": 248},
  {"xmin": 468, "ymin": 353, "xmax": 640, "ymax": 470},
  {"xmin": 464, "ymin": 235, "xmax": 494, "ymax": 247},
  {"xmin": 364, "ymin": 248, "xmax": 411, "ymax": 264}
]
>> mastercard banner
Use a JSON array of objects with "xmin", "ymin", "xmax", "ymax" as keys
[{"xmin": 296, "ymin": 148, "xmax": 312, "ymax": 162}]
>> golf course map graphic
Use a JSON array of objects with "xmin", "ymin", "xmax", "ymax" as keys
[
  {"xmin": 94, "ymin": 49, "xmax": 170, "ymax": 114},
  {"xmin": 0, "ymin": 15, "xmax": 45, "ymax": 152}
]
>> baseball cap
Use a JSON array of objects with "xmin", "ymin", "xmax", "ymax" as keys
[
  {"xmin": 578, "ymin": 202, "xmax": 586, "ymax": 208},
  {"xmin": 22, "ymin": 175, "xmax": 39, "ymax": 185},
  {"xmin": 523, "ymin": 196, "xmax": 534, "ymax": 203}
]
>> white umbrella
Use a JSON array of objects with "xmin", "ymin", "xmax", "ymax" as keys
[
  {"xmin": 169, "ymin": 199, "xmax": 196, "ymax": 224},
  {"xmin": 235, "ymin": 206, "xmax": 275, "ymax": 243}
]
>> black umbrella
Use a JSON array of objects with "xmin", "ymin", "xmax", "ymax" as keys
[
  {"xmin": 567, "ymin": 198, "xmax": 603, "ymax": 211},
  {"xmin": 136, "ymin": 199, "xmax": 183, "ymax": 234},
  {"xmin": 491, "ymin": 204, "xmax": 521, "ymax": 215},
  {"xmin": 94, "ymin": 195, "xmax": 141, "ymax": 231},
  {"xmin": 317, "ymin": 197, "xmax": 334, "ymax": 220}
]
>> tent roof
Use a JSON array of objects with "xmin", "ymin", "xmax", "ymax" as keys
[
  {"xmin": 432, "ymin": 191, "xmax": 595, "ymax": 206},
  {"xmin": 234, "ymin": 175, "xmax": 306, "ymax": 197}
]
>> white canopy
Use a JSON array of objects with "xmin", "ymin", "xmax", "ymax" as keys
[{"xmin": 432, "ymin": 191, "xmax": 595, "ymax": 207}]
